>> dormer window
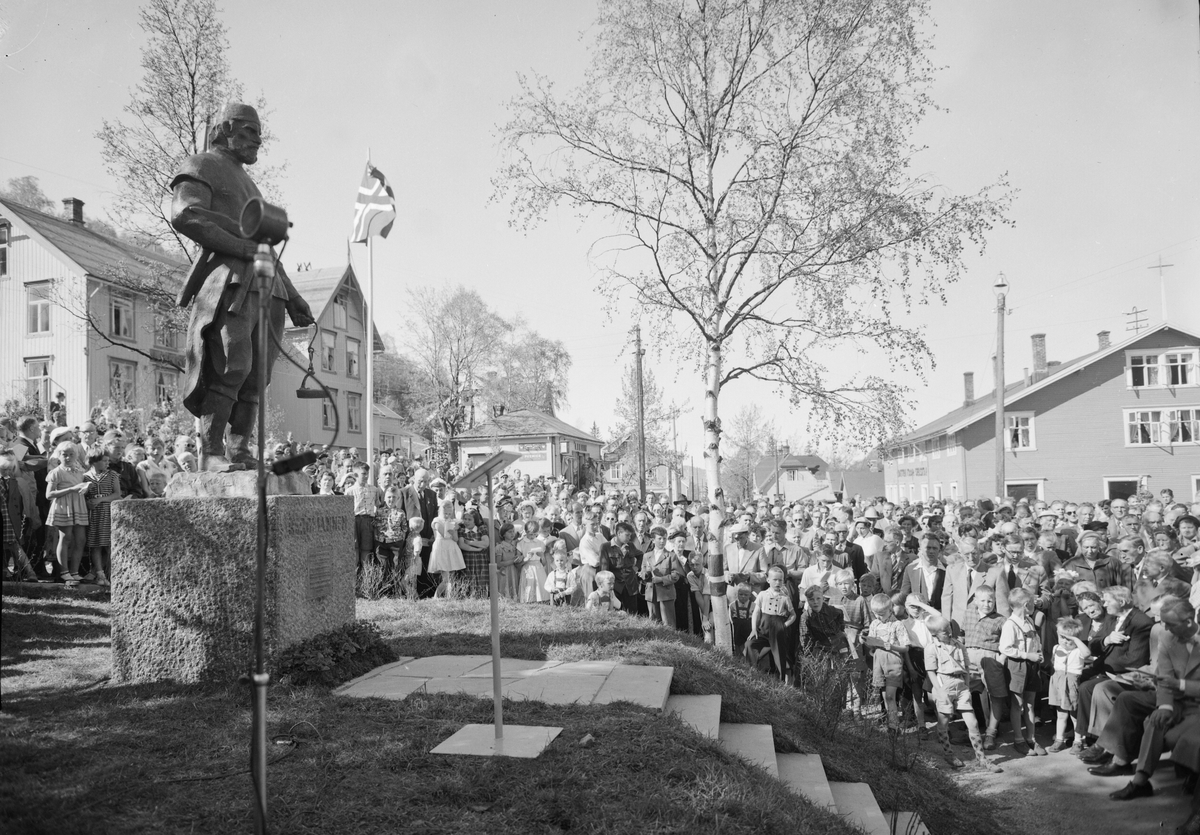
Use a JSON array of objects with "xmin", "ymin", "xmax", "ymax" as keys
[{"xmin": 0, "ymin": 222, "xmax": 10, "ymax": 277}]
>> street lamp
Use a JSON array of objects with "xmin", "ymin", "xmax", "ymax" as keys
[
  {"xmin": 773, "ymin": 440, "xmax": 790, "ymax": 503},
  {"xmin": 994, "ymin": 272, "xmax": 1009, "ymax": 502}
]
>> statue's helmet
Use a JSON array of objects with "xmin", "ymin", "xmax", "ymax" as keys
[{"xmin": 218, "ymin": 102, "xmax": 260, "ymax": 126}]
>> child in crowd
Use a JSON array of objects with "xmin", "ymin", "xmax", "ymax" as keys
[
  {"xmin": 750, "ymin": 565, "xmax": 798, "ymax": 683},
  {"xmin": 642, "ymin": 525, "xmax": 684, "ymax": 627},
  {"xmin": 730, "ymin": 583, "xmax": 755, "ymax": 657},
  {"xmin": 1047, "ymin": 616, "xmax": 1092, "ymax": 752},
  {"xmin": 687, "ymin": 552, "xmax": 713, "ymax": 642},
  {"xmin": 518, "ymin": 519, "xmax": 549, "ymax": 603},
  {"xmin": 428, "ymin": 497, "xmax": 465, "ymax": 598},
  {"xmin": 83, "ymin": 443, "xmax": 120, "ymax": 587},
  {"xmin": 832, "ymin": 568, "xmax": 871, "ymax": 709},
  {"xmin": 146, "ymin": 471, "xmax": 168, "ymax": 498},
  {"xmin": 344, "ymin": 462, "xmax": 381, "ymax": 571},
  {"xmin": 545, "ymin": 545, "xmax": 581, "ymax": 605},
  {"xmin": 373, "ymin": 486, "xmax": 408, "ymax": 591},
  {"xmin": 586, "ymin": 570, "xmax": 623, "ymax": 612},
  {"xmin": 45, "ymin": 441, "xmax": 90, "ymax": 586},
  {"xmin": 403, "ymin": 518, "xmax": 424, "ymax": 597},
  {"xmin": 1000, "ymin": 587, "xmax": 1046, "ymax": 756},
  {"xmin": 800, "ymin": 544, "xmax": 836, "ymax": 592},
  {"xmin": 495, "ymin": 522, "xmax": 522, "ymax": 599},
  {"xmin": 924, "ymin": 615, "xmax": 1003, "ymax": 773},
  {"xmin": 962, "ymin": 585, "xmax": 1007, "ymax": 750},
  {"xmin": 864, "ymin": 592, "xmax": 909, "ymax": 732},
  {"xmin": 901, "ymin": 593, "xmax": 935, "ymax": 737}
]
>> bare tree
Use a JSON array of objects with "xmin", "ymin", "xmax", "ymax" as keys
[
  {"xmin": 721, "ymin": 403, "xmax": 776, "ymax": 502},
  {"xmin": 96, "ymin": 0, "xmax": 279, "ymax": 258},
  {"xmin": 496, "ymin": 0, "xmax": 1011, "ymax": 508},
  {"xmin": 607, "ymin": 359, "xmax": 683, "ymax": 492}
]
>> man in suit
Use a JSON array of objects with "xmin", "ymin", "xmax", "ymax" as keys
[
  {"xmin": 401, "ymin": 468, "xmax": 439, "ymax": 598},
  {"xmin": 940, "ymin": 536, "xmax": 976, "ymax": 627},
  {"xmin": 1077, "ymin": 585, "xmax": 1156, "ymax": 761},
  {"xmin": 831, "ymin": 522, "xmax": 868, "ymax": 582},
  {"xmin": 869, "ymin": 528, "xmax": 909, "ymax": 600},
  {"xmin": 899, "ymin": 532, "xmax": 945, "ymax": 610},
  {"xmin": 1098, "ymin": 597, "xmax": 1200, "ymax": 800},
  {"xmin": 969, "ymin": 531, "xmax": 1050, "ymax": 617}
]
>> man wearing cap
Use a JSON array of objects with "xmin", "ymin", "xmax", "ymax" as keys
[
  {"xmin": 725, "ymin": 523, "xmax": 765, "ymax": 590},
  {"xmin": 673, "ymin": 494, "xmax": 694, "ymax": 522},
  {"xmin": 171, "ymin": 103, "xmax": 314, "ymax": 471}
]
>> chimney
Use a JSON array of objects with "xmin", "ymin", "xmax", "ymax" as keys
[
  {"xmin": 1047, "ymin": 360, "xmax": 1062, "ymax": 373},
  {"xmin": 62, "ymin": 198, "xmax": 85, "ymax": 224},
  {"xmin": 963, "ymin": 372, "xmax": 975, "ymax": 407},
  {"xmin": 1032, "ymin": 333, "xmax": 1048, "ymax": 382},
  {"xmin": 1098, "ymin": 330, "xmax": 1111, "ymax": 350},
  {"xmin": 1023, "ymin": 367, "xmax": 1030, "ymax": 385}
]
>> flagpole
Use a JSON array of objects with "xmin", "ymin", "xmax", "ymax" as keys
[{"xmin": 366, "ymin": 231, "xmax": 375, "ymax": 482}]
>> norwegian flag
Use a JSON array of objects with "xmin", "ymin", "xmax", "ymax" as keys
[{"xmin": 351, "ymin": 163, "xmax": 396, "ymax": 243}]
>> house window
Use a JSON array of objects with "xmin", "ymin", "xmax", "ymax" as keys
[
  {"xmin": 154, "ymin": 313, "xmax": 181, "ymax": 350},
  {"xmin": 109, "ymin": 359, "xmax": 137, "ymax": 405},
  {"xmin": 606, "ymin": 462, "xmax": 622, "ymax": 481},
  {"xmin": 111, "ymin": 295, "xmax": 134, "ymax": 339},
  {"xmin": 346, "ymin": 338, "xmax": 361, "ymax": 379},
  {"xmin": 1006, "ymin": 481, "xmax": 1045, "ymax": 502},
  {"xmin": 25, "ymin": 359, "xmax": 50, "ymax": 408},
  {"xmin": 1104, "ymin": 477, "xmax": 1139, "ymax": 501},
  {"xmin": 933, "ymin": 483, "xmax": 943, "ymax": 500},
  {"xmin": 347, "ymin": 392, "xmax": 362, "ymax": 433},
  {"xmin": 322, "ymin": 388, "xmax": 338, "ymax": 430},
  {"xmin": 27, "ymin": 282, "xmax": 51, "ymax": 334},
  {"xmin": 333, "ymin": 294, "xmax": 348, "ymax": 329},
  {"xmin": 321, "ymin": 331, "xmax": 336, "ymax": 372},
  {"xmin": 155, "ymin": 367, "xmax": 178, "ymax": 406},
  {"xmin": 949, "ymin": 482, "xmax": 959, "ymax": 501},
  {"xmin": 787, "ymin": 469, "xmax": 797, "ymax": 481},
  {"xmin": 1128, "ymin": 349, "xmax": 1199, "ymax": 388},
  {"xmin": 1192, "ymin": 474, "xmax": 1200, "ymax": 502},
  {"xmin": 1126, "ymin": 408, "xmax": 1200, "ymax": 446},
  {"xmin": 379, "ymin": 433, "xmax": 396, "ymax": 450},
  {"xmin": 0, "ymin": 222, "xmax": 10, "ymax": 277},
  {"xmin": 1006, "ymin": 412, "xmax": 1036, "ymax": 450},
  {"xmin": 1166, "ymin": 352, "xmax": 1196, "ymax": 386}
]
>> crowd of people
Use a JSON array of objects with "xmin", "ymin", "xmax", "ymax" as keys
[{"xmin": 5, "ymin": 411, "xmax": 1200, "ymax": 830}]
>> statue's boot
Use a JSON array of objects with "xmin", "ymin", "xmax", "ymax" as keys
[
  {"xmin": 227, "ymin": 400, "xmax": 259, "ymax": 469},
  {"xmin": 198, "ymin": 392, "xmax": 236, "ymax": 472}
]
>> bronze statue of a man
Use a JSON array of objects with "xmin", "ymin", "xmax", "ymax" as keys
[{"xmin": 171, "ymin": 103, "xmax": 314, "ymax": 471}]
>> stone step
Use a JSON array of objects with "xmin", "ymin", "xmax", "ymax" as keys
[
  {"xmin": 665, "ymin": 695, "xmax": 721, "ymax": 739},
  {"xmin": 593, "ymin": 664, "xmax": 674, "ymax": 711},
  {"xmin": 776, "ymin": 753, "xmax": 836, "ymax": 810},
  {"xmin": 717, "ymin": 723, "xmax": 778, "ymax": 777},
  {"xmin": 829, "ymin": 782, "xmax": 890, "ymax": 835},
  {"xmin": 887, "ymin": 810, "xmax": 930, "ymax": 835}
]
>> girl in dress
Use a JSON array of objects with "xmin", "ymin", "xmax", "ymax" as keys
[
  {"xmin": 83, "ymin": 444, "xmax": 121, "ymax": 587},
  {"xmin": 428, "ymin": 498, "xmax": 465, "ymax": 598},
  {"xmin": 45, "ymin": 441, "xmax": 91, "ymax": 586},
  {"xmin": 1000, "ymin": 587, "xmax": 1046, "ymax": 756},
  {"xmin": 517, "ymin": 519, "xmax": 549, "ymax": 602},
  {"xmin": 495, "ymin": 523, "xmax": 522, "ymax": 599},
  {"xmin": 1047, "ymin": 617, "xmax": 1092, "ymax": 752},
  {"xmin": 750, "ymin": 565, "xmax": 797, "ymax": 683}
]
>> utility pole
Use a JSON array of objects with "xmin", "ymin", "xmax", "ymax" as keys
[
  {"xmin": 1148, "ymin": 256, "xmax": 1174, "ymax": 324},
  {"xmin": 994, "ymin": 273, "xmax": 1009, "ymax": 502},
  {"xmin": 634, "ymin": 324, "xmax": 647, "ymax": 502},
  {"xmin": 671, "ymin": 412, "xmax": 680, "ymax": 498}
]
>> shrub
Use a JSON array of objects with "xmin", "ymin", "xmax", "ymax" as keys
[{"xmin": 275, "ymin": 620, "xmax": 398, "ymax": 687}]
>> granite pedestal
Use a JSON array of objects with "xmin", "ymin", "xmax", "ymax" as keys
[{"xmin": 110, "ymin": 494, "xmax": 355, "ymax": 684}]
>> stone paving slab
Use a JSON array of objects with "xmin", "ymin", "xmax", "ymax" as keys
[
  {"xmin": 540, "ymin": 660, "xmax": 621, "ymax": 676},
  {"xmin": 717, "ymin": 723, "xmax": 778, "ymax": 776},
  {"xmin": 593, "ymin": 665, "xmax": 673, "ymax": 710},
  {"xmin": 460, "ymin": 659, "xmax": 562, "ymax": 678},
  {"xmin": 665, "ymin": 695, "xmax": 721, "ymax": 739},
  {"xmin": 503, "ymin": 674, "xmax": 607, "ymax": 705},
  {"xmin": 421, "ymin": 677, "xmax": 519, "ymax": 696},
  {"xmin": 431, "ymin": 723, "xmax": 562, "ymax": 758},
  {"xmin": 384, "ymin": 655, "xmax": 493, "ymax": 678},
  {"xmin": 776, "ymin": 753, "xmax": 836, "ymax": 810},
  {"xmin": 829, "ymin": 782, "xmax": 889, "ymax": 835},
  {"xmin": 336, "ymin": 675, "xmax": 430, "ymax": 700},
  {"xmin": 333, "ymin": 657, "xmax": 416, "ymax": 693}
]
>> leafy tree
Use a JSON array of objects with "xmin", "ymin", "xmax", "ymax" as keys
[
  {"xmin": 479, "ymin": 322, "xmax": 572, "ymax": 416},
  {"xmin": 720, "ymin": 403, "xmax": 777, "ymax": 503},
  {"xmin": 497, "ymin": 0, "xmax": 1010, "ymax": 508},
  {"xmin": 96, "ymin": 0, "xmax": 278, "ymax": 257},
  {"xmin": 0, "ymin": 176, "xmax": 54, "ymax": 213}
]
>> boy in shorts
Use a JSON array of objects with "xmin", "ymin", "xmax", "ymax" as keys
[
  {"xmin": 864, "ymin": 593, "xmax": 909, "ymax": 731},
  {"xmin": 925, "ymin": 615, "xmax": 1003, "ymax": 772},
  {"xmin": 962, "ymin": 584, "xmax": 1008, "ymax": 749}
]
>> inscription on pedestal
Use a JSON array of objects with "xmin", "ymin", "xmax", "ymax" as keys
[{"xmin": 308, "ymin": 545, "xmax": 336, "ymax": 600}]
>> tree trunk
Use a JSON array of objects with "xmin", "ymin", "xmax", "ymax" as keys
[{"xmin": 703, "ymin": 337, "xmax": 731, "ymax": 654}]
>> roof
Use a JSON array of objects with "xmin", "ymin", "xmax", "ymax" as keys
[
  {"xmin": 289, "ymin": 264, "xmax": 385, "ymax": 352},
  {"xmin": 0, "ymin": 198, "xmax": 186, "ymax": 286},
  {"xmin": 832, "ymin": 470, "xmax": 886, "ymax": 498},
  {"xmin": 455, "ymin": 408, "xmax": 603, "ymax": 443},
  {"xmin": 754, "ymin": 453, "xmax": 830, "ymax": 493},
  {"xmin": 897, "ymin": 322, "xmax": 1200, "ymax": 444}
]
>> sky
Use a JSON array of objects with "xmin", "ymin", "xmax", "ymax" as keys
[{"xmin": 3, "ymin": 0, "xmax": 1199, "ymax": 467}]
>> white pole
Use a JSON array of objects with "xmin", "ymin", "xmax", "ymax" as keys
[
  {"xmin": 366, "ymin": 233, "xmax": 375, "ymax": 480},
  {"xmin": 488, "ymin": 468, "xmax": 503, "ymax": 739}
]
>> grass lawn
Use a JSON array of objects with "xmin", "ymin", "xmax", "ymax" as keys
[{"xmin": 2, "ymin": 589, "xmax": 1007, "ymax": 834}]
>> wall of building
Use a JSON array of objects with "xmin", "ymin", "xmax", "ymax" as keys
[
  {"xmin": 884, "ymin": 437, "xmax": 964, "ymax": 504},
  {"xmin": 958, "ymin": 327, "xmax": 1200, "ymax": 502},
  {"xmin": 0, "ymin": 216, "xmax": 90, "ymax": 423},
  {"xmin": 458, "ymin": 434, "xmax": 560, "ymax": 480}
]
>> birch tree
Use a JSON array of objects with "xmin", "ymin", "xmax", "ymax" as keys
[{"xmin": 496, "ymin": 0, "xmax": 1010, "ymax": 508}]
